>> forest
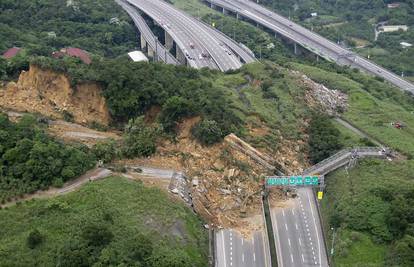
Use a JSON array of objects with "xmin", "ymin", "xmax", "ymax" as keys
[{"xmin": 0, "ymin": 113, "xmax": 95, "ymax": 203}]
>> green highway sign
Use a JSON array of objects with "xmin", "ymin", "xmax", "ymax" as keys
[{"xmin": 266, "ymin": 176, "xmax": 321, "ymax": 187}]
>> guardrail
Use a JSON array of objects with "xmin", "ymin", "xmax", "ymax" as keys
[{"xmin": 263, "ymin": 194, "xmax": 278, "ymax": 267}]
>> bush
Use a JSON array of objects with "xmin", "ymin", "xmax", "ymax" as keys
[
  {"xmin": 121, "ymin": 117, "xmax": 158, "ymax": 158},
  {"xmin": 27, "ymin": 229, "xmax": 43, "ymax": 249},
  {"xmin": 91, "ymin": 139, "xmax": 118, "ymax": 163},
  {"xmin": 308, "ymin": 113, "xmax": 343, "ymax": 164},
  {"xmin": 192, "ymin": 119, "xmax": 223, "ymax": 145}
]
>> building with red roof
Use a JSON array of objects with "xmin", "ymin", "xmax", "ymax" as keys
[
  {"xmin": 2, "ymin": 47, "xmax": 21, "ymax": 59},
  {"xmin": 52, "ymin": 47, "xmax": 92, "ymax": 64}
]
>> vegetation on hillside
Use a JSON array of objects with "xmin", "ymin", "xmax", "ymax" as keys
[
  {"xmin": 0, "ymin": 177, "xmax": 208, "ymax": 266},
  {"xmin": 321, "ymin": 159, "xmax": 414, "ymax": 266},
  {"xmin": 0, "ymin": 113, "xmax": 95, "ymax": 203},
  {"xmin": 0, "ymin": 0, "xmax": 137, "ymax": 58},
  {"xmin": 308, "ymin": 113, "xmax": 343, "ymax": 164}
]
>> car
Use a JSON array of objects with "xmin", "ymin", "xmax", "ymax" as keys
[
  {"xmin": 189, "ymin": 42, "xmax": 195, "ymax": 49},
  {"xmin": 199, "ymin": 54, "xmax": 203, "ymax": 60}
]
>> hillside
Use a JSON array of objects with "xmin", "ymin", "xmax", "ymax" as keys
[{"xmin": 0, "ymin": 177, "xmax": 208, "ymax": 266}]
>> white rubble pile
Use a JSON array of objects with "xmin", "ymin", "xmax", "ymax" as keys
[{"xmin": 302, "ymin": 74, "xmax": 348, "ymax": 115}]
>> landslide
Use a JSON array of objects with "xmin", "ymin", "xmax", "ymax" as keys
[{"xmin": 0, "ymin": 64, "xmax": 110, "ymax": 126}]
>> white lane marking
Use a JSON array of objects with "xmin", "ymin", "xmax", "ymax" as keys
[
  {"xmin": 295, "ymin": 223, "xmax": 298, "ymax": 230},
  {"xmin": 302, "ymin": 254, "xmax": 305, "ymax": 262},
  {"xmin": 291, "ymin": 209, "xmax": 295, "ymax": 215},
  {"xmin": 221, "ymin": 231, "xmax": 227, "ymax": 267},
  {"xmin": 288, "ymin": 238, "xmax": 291, "ymax": 247},
  {"xmin": 307, "ymin": 190, "xmax": 322, "ymax": 267},
  {"xmin": 282, "ymin": 210, "xmax": 285, "ymax": 216},
  {"xmin": 253, "ymin": 253, "xmax": 256, "ymax": 262},
  {"xmin": 241, "ymin": 238, "xmax": 244, "ymax": 245},
  {"xmin": 299, "ymin": 238, "xmax": 302, "ymax": 246},
  {"xmin": 290, "ymin": 254, "xmax": 294, "ymax": 263},
  {"xmin": 242, "ymin": 253, "xmax": 244, "ymax": 262},
  {"xmin": 285, "ymin": 223, "xmax": 288, "ymax": 231}
]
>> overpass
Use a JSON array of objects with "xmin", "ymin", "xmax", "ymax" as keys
[
  {"xmin": 119, "ymin": 0, "xmax": 255, "ymax": 71},
  {"xmin": 116, "ymin": 0, "xmax": 179, "ymax": 65},
  {"xmin": 203, "ymin": 0, "xmax": 414, "ymax": 93},
  {"xmin": 270, "ymin": 147, "xmax": 390, "ymax": 267}
]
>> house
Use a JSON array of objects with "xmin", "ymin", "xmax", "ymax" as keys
[
  {"xmin": 2, "ymin": 47, "xmax": 21, "ymax": 59},
  {"xmin": 52, "ymin": 47, "xmax": 92, "ymax": 64},
  {"xmin": 310, "ymin": 12, "xmax": 318, "ymax": 17},
  {"xmin": 128, "ymin": 51, "xmax": 149, "ymax": 62}
]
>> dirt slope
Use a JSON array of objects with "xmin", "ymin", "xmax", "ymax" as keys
[{"xmin": 0, "ymin": 65, "xmax": 110, "ymax": 125}]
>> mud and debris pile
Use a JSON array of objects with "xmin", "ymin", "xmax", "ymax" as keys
[{"xmin": 294, "ymin": 71, "xmax": 348, "ymax": 115}]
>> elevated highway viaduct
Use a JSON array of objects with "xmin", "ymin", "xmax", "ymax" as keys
[
  {"xmin": 204, "ymin": 0, "xmax": 414, "ymax": 93},
  {"xmin": 119, "ymin": 0, "xmax": 256, "ymax": 71}
]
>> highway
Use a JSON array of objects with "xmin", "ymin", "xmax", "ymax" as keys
[
  {"xmin": 125, "ymin": 0, "xmax": 255, "ymax": 71},
  {"xmin": 271, "ymin": 189, "xmax": 327, "ymax": 267},
  {"xmin": 116, "ymin": 0, "xmax": 179, "ymax": 65},
  {"xmin": 270, "ymin": 147, "xmax": 388, "ymax": 267},
  {"xmin": 205, "ymin": 0, "xmax": 414, "ymax": 93},
  {"xmin": 216, "ymin": 229, "xmax": 270, "ymax": 267}
]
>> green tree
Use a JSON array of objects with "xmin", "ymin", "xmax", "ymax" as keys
[
  {"xmin": 308, "ymin": 113, "xmax": 343, "ymax": 164},
  {"xmin": 26, "ymin": 229, "xmax": 43, "ymax": 249},
  {"xmin": 91, "ymin": 139, "xmax": 118, "ymax": 163},
  {"xmin": 149, "ymin": 247, "xmax": 192, "ymax": 267},
  {"xmin": 81, "ymin": 224, "xmax": 113, "ymax": 248},
  {"xmin": 121, "ymin": 117, "xmax": 158, "ymax": 158},
  {"xmin": 192, "ymin": 119, "xmax": 223, "ymax": 145}
]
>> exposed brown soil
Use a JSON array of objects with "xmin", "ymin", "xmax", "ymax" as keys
[{"xmin": 0, "ymin": 65, "xmax": 110, "ymax": 125}]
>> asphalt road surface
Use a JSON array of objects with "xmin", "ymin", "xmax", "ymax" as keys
[
  {"xmin": 126, "ymin": 0, "xmax": 249, "ymax": 71},
  {"xmin": 206, "ymin": 0, "xmax": 414, "ymax": 93},
  {"xmin": 116, "ymin": 0, "xmax": 179, "ymax": 65},
  {"xmin": 271, "ymin": 189, "xmax": 328, "ymax": 267},
  {"xmin": 216, "ymin": 229, "xmax": 271, "ymax": 267}
]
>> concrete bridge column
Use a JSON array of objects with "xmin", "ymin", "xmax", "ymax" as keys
[
  {"xmin": 294, "ymin": 43, "xmax": 298, "ymax": 55},
  {"xmin": 236, "ymin": 13, "xmax": 239, "ymax": 20},
  {"xmin": 223, "ymin": 8, "xmax": 228, "ymax": 15},
  {"xmin": 148, "ymin": 45, "xmax": 154, "ymax": 59},
  {"xmin": 165, "ymin": 32, "xmax": 174, "ymax": 51},
  {"xmin": 176, "ymin": 47, "xmax": 187, "ymax": 65},
  {"xmin": 140, "ymin": 35, "xmax": 147, "ymax": 52}
]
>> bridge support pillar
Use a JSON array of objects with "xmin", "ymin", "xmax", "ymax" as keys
[
  {"xmin": 165, "ymin": 31, "xmax": 174, "ymax": 51},
  {"xmin": 140, "ymin": 35, "xmax": 147, "ymax": 52},
  {"xmin": 176, "ymin": 48, "xmax": 187, "ymax": 65},
  {"xmin": 148, "ymin": 45, "xmax": 154, "ymax": 59},
  {"xmin": 294, "ymin": 43, "xmax": 298, "ymax": 55},
  {"xmin": 223, "ymin": 8, "xmax": 228, "ymax": 15},
  {"xmin": 236, "ymin": 13, "xmax": 239, "ymax": 20}
]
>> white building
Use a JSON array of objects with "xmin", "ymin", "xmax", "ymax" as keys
[
  {"xmin": 379, "ymin": 25, "xmax": 408, "ymax": 33},
  {"xmin": 128, "ymin": 51, "xmax": 149, "ymax": 62},
  {"xmin": 400, "ymin": 42, "xmax": 413, "ymax": 48}
]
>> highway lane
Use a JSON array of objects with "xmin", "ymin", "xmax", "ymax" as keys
[
  {"xmin": 127, "ymin": 0, "xmax": 243, "ymax": 71},
  {"xmin": 153, "ymin": 0, "xmax": 243, "ymax": 71},
  {"xmin": 206, "ymin": 0, "xmax": 414, "ymax": 93},
  {"xmin": 127, "ymin": 0, "xmax": 213, "ymax": 69},
  {"xmin": 216, "ymin": 229, "xmax": 270, "ymax": 267},
  {"xmin": 116, "ymin": 0, "xmax": 179, "ymax": 65},
  {"xmin": 271, "ymin": 188, "xmax": 328, "ymax": 267}
]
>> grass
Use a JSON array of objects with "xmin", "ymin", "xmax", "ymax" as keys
[
  {"xmin": 333, "ymin": 230, "xmax": 386, "ymax": 267},
  {"xmin": 290, "ymin": 62, "xmax": 414, "ymax": 157},
  {"xmin": 0, "ymin": 177, "xmax": 208, "ymax": 266}
]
